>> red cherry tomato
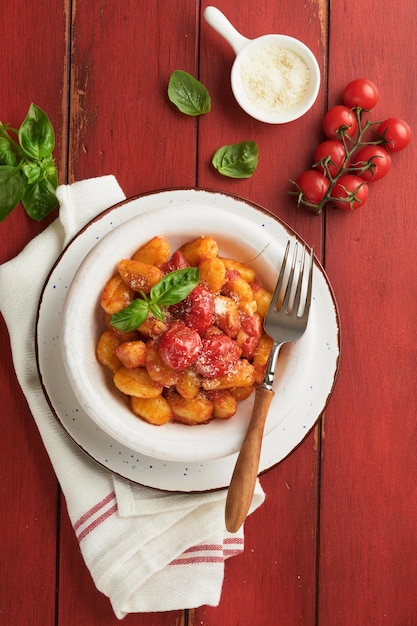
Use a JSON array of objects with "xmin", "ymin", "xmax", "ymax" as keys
[
  {"xmin": 342, "ymin": 79, "xmax": 379, "ymax": 110},
  {"xmin": 182, "ymin": 284, "xmax": 215, "ymax": 334},
  {"xmin": 238, "ymin": 313, "xmax": 262, "ymax": 359},
  {"xmin": 323, "ymin": 105, "xmax": 358, "ymax": 140},
  {"xmin": 377, "ymin": 117, "xmax": 412, "ymax": 152},
  {"xmin": 158, "ymin": 321, "xmax": 202, "ymax": 371},
  {"xmin": 351, "ymin": 145, "xmax": 391, "ymax": 181},
  {"xmin": 313, "ymin": 140, "xmax": 348, "ymax": 177},
  {"xmin": 194, "ymin": 333, "xmax": 241, "ymax": 378},
  {"xmin": 161, "ymin": 250, "xmax": 189, "ymax": 273},
  {"xmin": 296, "ymin": 170, "xmax": 330, "ymax": 204},
  {"xmin": 331, "ymin": 174, "xmax": 369, "ymax": 210}
]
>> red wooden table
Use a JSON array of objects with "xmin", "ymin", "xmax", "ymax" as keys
[{"xmin": 1, "ymin": 1, "xmax": 416, "ymax": 624}]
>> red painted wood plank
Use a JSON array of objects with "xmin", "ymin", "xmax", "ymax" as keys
[
  {"xmin": 0, "ymin": 1, "xmax": 68, "ymax": 624},
  {"xmin": 0, "ymin": 318, "xmax": 59, "ymax": 625},
  {"xmin": 67, "ymin": 0, "xmax": 199, "ymax": 196},
  {"xmin": 320, "ymin": 0, "xmax": 417, "ymax": 624}
]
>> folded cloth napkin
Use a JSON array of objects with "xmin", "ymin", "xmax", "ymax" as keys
[{"xmin": 0, "ymin": 176, "xmax": 265, "ymax": 618}]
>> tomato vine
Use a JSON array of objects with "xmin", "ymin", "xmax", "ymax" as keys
[{"xmin": 290, "ymin": 79, "xmax": 411, "ymax": 214}]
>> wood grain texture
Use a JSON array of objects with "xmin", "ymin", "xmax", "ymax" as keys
[
  {"xmin": 0, "ymin": 1, "xmax": 67, "ymax": 624},
  {"xmin": 1, "ymin": 0, "xmax": 416, "ymax": 624},
  {"xmin": 319, "ymin": 1, "xmax": 417, "ymax": 624}
]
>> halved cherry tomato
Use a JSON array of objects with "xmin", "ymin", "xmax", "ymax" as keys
[
  {"xmin": 342, "ymin": 79, "xmax": 379, "ymax": 111},
  {"xmin": 296, "ymin": 170, "xmax": 330, "ymax": 205},
  {"xmin": 323, "ymin": 105, "xmax": 358, "ymax": 140},
  {"xmin": 331, "ymin": 174, "xmax": 368, "ymax": 210},
  {"xmin": 313, "ymin": 140, "xmax": 348, "ymax": 177},
  {"xmin": 182, "ymin": 284, "xmax": 215, "ymax": 334},
  {"xmin": 158, "ymin": 321, "xmax": 202, "ymax": 371},
  {"xmin": 194, "ymin": 333, "xmax": 241, "ymax": 378},
  {"xmin": 351, "ymin": 145, "xmax": 391, "ymax": 181},
  {"xmin": 377, "ymin": 117, "xmax": 412, "ymax": 152}
]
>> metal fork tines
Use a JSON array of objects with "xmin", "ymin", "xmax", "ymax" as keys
[{"xmin": 262, "ymin": 240, "xmax": 314, "ymax": 390}]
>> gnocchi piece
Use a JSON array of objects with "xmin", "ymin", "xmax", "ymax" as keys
[
  {"xmin": 138, "ymin": 316, "xmax": 170, "ymax": 338},
  {"xmin": 221, "ymin": 258, "xmax": 256, "ymax": 283},
  {"xmin": 253, "ymin": 333, "xmax": 274, "ymax": 384},
  {"xmin": 180, "ymin": 236, "xmax": 218, "ymax": 265},
  {"xmin": 238, "ymin": 300, "xmax": 257, "ymax": 316},
  {"xmin": 207, "ymin": 390, "xmax": 238, "ymax": 419},
  {"xmin": 251, "ymin": 280, "xmax": 272, "ymax": 318},
  {"xmin": 96, "ymin": 329, "xmax": 123, "ymax": 371},
  {"xmin": 113, "ymin": 367, "xmax": 163, "ymax": 398},
  {"xmin": 132, "ymin": 236, "xmax": 171, "ymax": 266},
  {"xmin": 118, "ymin": 259, "xmax": 163, "ymax": 293},
  {"xmin": 130, "ymin": 395, "xmax": 172, "ymax": 425},
  {"xmin": 201, "ymin": 359, "xmax": 255, "ymax": 391},
  {"xmin": 175, "ymin": 368, "xmax": 201, "ymax": 399},
  {"xmin": 230, "ymin": 386, "xmax": 254, "ymax": 401},
  {"xmin": 214, "ymin": 295, "xmax": 240, "ymax": 338},
  {"xmin": 114, "ymin": 340, "xmax": 147, "ymax": 369},
  {"xmin": 222, "ymin": 275, "xmax": 254, "ymax": 302},
  {"xmin": 100, "ymin": 274, "xmax": 135, "ymax": 314},
  {"xmin": 166, "ymin": 391, "xmax": 213, "ymax": 425},
  {"xmin": 199, "ymin": 257, "xmax": 226, "ymax": 293},
  {"xmin": 145, "ymin": 341, "xmax": 180, "ymax": 387}
]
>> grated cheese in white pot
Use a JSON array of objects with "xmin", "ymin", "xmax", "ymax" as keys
[{"xmin": 240, "ymin": 45, "xmax": 310, "ymax": 114}]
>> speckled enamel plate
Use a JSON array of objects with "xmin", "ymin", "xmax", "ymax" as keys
[{"xmin": 36, "ymin": 189, "xmax": 340, "ymax": 491}]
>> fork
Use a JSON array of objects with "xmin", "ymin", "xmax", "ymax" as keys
[{"xmin": 225, "ymin": 240, "xmax": 314, "ymax": 532}]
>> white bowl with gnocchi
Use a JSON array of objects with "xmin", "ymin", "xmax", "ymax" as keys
[{"xmin": 60, "ymin": 203, "xmax": 291, "ymax": 462}]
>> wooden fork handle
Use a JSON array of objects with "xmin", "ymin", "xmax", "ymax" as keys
[{"xmin": 225, "ymin": 386, "xmax": 274, "ymax": 533}]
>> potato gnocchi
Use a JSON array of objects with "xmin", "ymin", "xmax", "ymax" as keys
[{"xmin": 96, "ymin": 235, "xmax": 273, "ymax": 426}]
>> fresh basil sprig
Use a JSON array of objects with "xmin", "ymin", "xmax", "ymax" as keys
[
  {"xmin": 168, "ymin": 70, "xmax": 211, "ymax": 116},
  {"xmin": 212, "ymin": 141, "xmax": 258, "ymax": 178},
  {"xmin": 0, "ymin": 103, "xmax": 58, "ymax": 222},
  {"xmin": 110, "ymin": 267, "xmax": 200, "ymax": 332}
]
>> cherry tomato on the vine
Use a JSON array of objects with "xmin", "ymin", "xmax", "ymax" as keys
[
  {"xmin": 342, "ymin": 78, "xmax": 379, "ymax": 111},
  {"xmin": 351, "ymin": 145, "xmax": 391, "ymax": 181},
  {"xmin": 313, "ymin": 140, "xmax": 348, "ymax": 177},
  {"xmin": 296, "ymin": 170, "xmax": 330, "ymax": 205},
  {"xmin": 323, "ymin": 105, "xmax": 358, "ymax": 140},
  {"xmin": 377, "ymin": 117, "xmax": 412, "ymax": 152},
  {"xmin": 331, "ymin": 175, "xmax": 368, "ymax": 210}
]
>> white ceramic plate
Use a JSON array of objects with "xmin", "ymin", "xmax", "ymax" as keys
[{"xmin": 36, "ymin": 189, "xmax": 340, "ymax": 491}]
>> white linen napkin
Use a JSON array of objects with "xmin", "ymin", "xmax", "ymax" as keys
[{"xmin": 0, "ymin": 176, "xmax": 265, "ymax": 618}]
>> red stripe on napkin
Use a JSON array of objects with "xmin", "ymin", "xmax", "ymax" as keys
[
  {"xmin": 74, "ymin": 492, "xmax": 117, "ymax": 543},
  {"xmin": 169, "ymin": 536, "xmax": 244, "ymax": 566}
]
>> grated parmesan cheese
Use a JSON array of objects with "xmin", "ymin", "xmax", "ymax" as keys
[{"xmin": 240, "ymin": 45, "xmax": 310, "ymax": 114}]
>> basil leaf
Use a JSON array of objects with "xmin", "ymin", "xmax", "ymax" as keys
[
  {"xmin": 22, "ymin": 162, "xmax": 41, "ymax": 185},
  {"xmin": 212, "ymin": 141, "xmax": 258, "ymax": 178},
  {"xmin": 149, "ymin": 303, "xmax": 165, "ymax": 321},
  {"xmin": 0, "ymin": 137, "xmax": 18, "ymax": 166},
  {"xmin": 21, "ymin": 175, "xmax": 58, "ymax": 221},
  {"xmin": 150, "ymin": 267, "xmax": 200, "ymax": 306},
  {"xmin": 110, "ymin": 299, "xmax": 150, "ymax": 332},
  {"xmin": 18, "ymin": 103, "xmax": 55, "ymax": 160},
  {"xmin": 0, "ymin": 166, "xmax": 24, "ymax": 221},
  {"xmin": 168, "ymin": 70, "xmax": 211, "ymax": 116}
]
